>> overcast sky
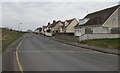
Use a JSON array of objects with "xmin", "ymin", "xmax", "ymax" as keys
[{"xmin": 1, "ymin": 0, "xmax": 119, "ymax": 31}]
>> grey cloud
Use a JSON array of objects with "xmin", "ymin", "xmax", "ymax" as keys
[{"xmin": 2, "ymin": 2, "xmax": 118, "ymax": 31}]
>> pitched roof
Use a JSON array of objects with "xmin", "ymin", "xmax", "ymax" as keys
[
  {"xmin": 64, "ymin": 18, "xmax": 75, "ymax": 28},
  {"xmin": 61, "ymin": 21, "xmax": 65, "ymax": 25},
  {"xmin": 48, "ymin": 21, "xmax": 61, "ymax": 28},
  {"xmin": 42, "ymin": 26, "xmax": 47, "ymax": 29},
  {"xmin": 75, "ymin": 5, "xmax": 120, "ymax": 28},
  {"xmin": 66, "ymin": 18, "xmax": 74, "ymax": 24},
  {"xmin": 60, "ymin": 21, "xmax": 65, "ymax": 29},
  {"xmin": 47, "ymin": 23, "xmax": 51, "ymax": 27},
  {"xmin": 59, "ymin": 18, "xmax": 76, "ymax": 29}
]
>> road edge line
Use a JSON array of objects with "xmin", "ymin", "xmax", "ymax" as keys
[{"xmin": 15, "ymin": 39, "xmax": 24, "ymax": 73}]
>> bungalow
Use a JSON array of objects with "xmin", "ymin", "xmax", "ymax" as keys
[
  {"xmin": 58, "ymin": 18, "xmax": 78, "ymax": 33},
  {"xmin": 75, "ymin": 5, "xmax": 120, "ymax": 37}
]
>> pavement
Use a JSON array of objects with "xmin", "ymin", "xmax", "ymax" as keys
[
  {"xmin": 48, "ymin": 36, "xmax": 119, "ymax": 55},
  {"xmin": 2, "ymin": 33, "xmax": 119, "ymax": 72}
]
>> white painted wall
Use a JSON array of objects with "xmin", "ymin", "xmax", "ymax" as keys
[
  {"xmin": 75, "ymin": 26, "xmax": 111, "ymax": 37},
  {"xmin": 79, "ymin": 34, "xmax": 119, "ymax": 42},
  {"xmin": 74, "ymin": 28, "xmax": 85, "ymax": 36},
  {"xmin": 51, "ymin": 22, "xmax": 61, "ymax": 33},
  {"xmin": 66, "ymin": 19, "xmax": 78, "ymax": 33},
  {"xmin": 59, "ymin": 27, "xmax": 63, "ymax": 33},
  {"xmin": 93, "ymin": 26, "xmax": 110, "ymax": 33},
  {"xmin": 58, "ymin": 24, "xmax": 65, "ymax": 33},
  {"xmin": 102, "ymin": 7, "xmax": 119, "ymax": 28},
  {"xmin": 75, "ymin": 29, "xmax": 81, "ymax": 36}
]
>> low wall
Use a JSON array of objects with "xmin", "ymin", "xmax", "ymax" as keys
[
  {"xmin": 79, "ymin": 33, "xmax": 119, "ymax": 41},
  {"xmin": 54, "ymin": 33, "xmax": 79, "ymax": 42}
]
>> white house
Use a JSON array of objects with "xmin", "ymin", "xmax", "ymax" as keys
[
  {"xmin": 49, "ymin": 20, "xmax": 62, "ymax": 33},
  {"xmin": 58, "ymin": 21, "xmax": 65, "ymax": 33},
  {"xmin": 75, "ymin": 5, "xmax": 120, "ymax": 37},
  {"xmin": 58, "ymin": 18, "xmax": 78, "ymax": 33},
  {"xmin": 41, "ymin": 26, "xmax": 47, "ymax": 35}
]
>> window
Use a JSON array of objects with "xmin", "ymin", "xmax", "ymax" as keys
[
  {"xmin": 79, "ymin": 18, "xmax": 90, "ymax": 25},
  {"xmin": 85, "ymin": 28, "xmax": 93, "ymax": 34},
  {"xmin": 118, "ymin": 16, "xmax": 120, "ymax": 20},
  {"xmin": 102, "ymin": 27, "xmax": 108, "ymax": 30},
  {"xmin": 111, "ymin": 27, "xmax": 120, "ymax": 34}
]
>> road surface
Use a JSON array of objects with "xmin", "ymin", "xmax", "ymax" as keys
[{"xmin": 17, "ymin": 33, "xmax": 118, "ymax": 71}]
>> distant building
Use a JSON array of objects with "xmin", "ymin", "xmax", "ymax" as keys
[
  {"xmin": 41, "ymin": 26, "xmax": 47, "ymax": 34},
  {"xmin": 27, "ymin": 30, "xmax": 32, "ymax": 32}
]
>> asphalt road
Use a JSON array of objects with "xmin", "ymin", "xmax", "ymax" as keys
[{"xmin": 17, "ymin": 33, "xmax": 118, "ymax": 71}]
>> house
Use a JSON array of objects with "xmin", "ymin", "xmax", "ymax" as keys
[
  {"xmin": 48, "ymin": 20, "xmax": 62, "ymax": 33},
  {"xmin": 41, "ymin": 26, "xmax": 47, "ymax": 34},
  {"xmin": 41, "ymin": 25, "xmax": 52, "ymax": 36},
  {"xmin": 47, "ymin": 22, "xmax": 51, "ymax": 28},
  {"xmin": 44, "ymin": 22, "xmax": 51, "ymax": 32},
  {"xmin": 27, "ymin": 30, "xmax": 32, "ymax": 32},
  {"xmin": 75, "ymin": 5, "xmax": 120, "ymax": 37},
  {"xmin": 58, "ymin": 21, "xmax": 65, "ymax": 33},
  {"xmin": 58, "ymin": 18, "xmax": 78, "ymax": 33},
  {"xmin": 35, "ymin": 27, "xmax": 42, "ymax": 34}
]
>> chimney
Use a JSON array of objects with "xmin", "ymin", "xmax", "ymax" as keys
[
  {"xmin": 48, "ymin": 22, "xmax": 50, "ymax": 25},
  {"xmin": 53, "ymin": 20, "xmax": 56, "ymax": 23}
]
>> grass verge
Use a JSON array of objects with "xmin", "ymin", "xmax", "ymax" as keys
[
  {"xmin": 0, "ymin": 28, "xmax": 25, "ymax": 52},
  {"xmin": 80, "ymin": 38, "xmax": 120, "ymax": 50}
]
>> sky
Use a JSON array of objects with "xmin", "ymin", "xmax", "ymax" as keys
[{"xmin": 0, "ymin": 0, "xmax": 119, "ymax": 31}]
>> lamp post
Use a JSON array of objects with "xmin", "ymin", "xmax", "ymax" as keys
[{"xmin": 18, "ymin": 23, "xmax": 22, "ymax": 31}]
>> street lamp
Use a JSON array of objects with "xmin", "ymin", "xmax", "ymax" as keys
[{"xmin": 18, "ymin": 23, "xmax": 22, "ymax": 31}]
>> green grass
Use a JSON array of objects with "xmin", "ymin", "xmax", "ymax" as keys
[
  {"xmin": 80, "ymin": 38, "xmax": 120, "ymax": 50},
  {"xmin": 1, "ymin": 28, "xmax": 25, "ymax": 52}
]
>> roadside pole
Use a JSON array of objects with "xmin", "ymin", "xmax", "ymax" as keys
[
  {"xmin": 18, "ymin": 23, "xmax": 22, "ymax": 32},
  {"xmin": 87, "ymin": 30, "xmax": 89, "ymax": 45},
  {"xmin": 85, "ymin": 26, "xmax": 91, "ymax": 46}
]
